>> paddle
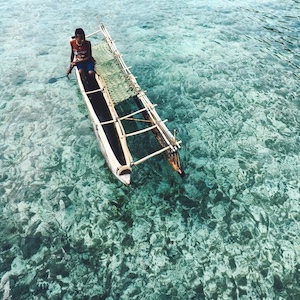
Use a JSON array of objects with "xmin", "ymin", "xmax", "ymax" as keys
[
  {"xmin": 47, "ymin": 65, "xmax": 74, "ymax": 83},
  {"xmin": 47, "ymin": 75, "xmax": 69, "ymax": 84}
]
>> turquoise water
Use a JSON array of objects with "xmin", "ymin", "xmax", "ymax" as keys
[{"xmin": 1, "ymin": 0, "xmax": 300, "ymax": 299}]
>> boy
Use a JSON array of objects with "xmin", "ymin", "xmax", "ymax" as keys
[{"xmin": 66, "ymin": 28, "xmax": 95, "ymax": 79}]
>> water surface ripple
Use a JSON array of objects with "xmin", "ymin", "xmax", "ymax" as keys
[{"xmin": 1, "ymin": 0, "xmax": 300, "ymax": 299}]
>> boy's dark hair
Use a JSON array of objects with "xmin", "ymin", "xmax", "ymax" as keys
[{"xmin": 75, "ymin": 28, "xmax": 85, "ymax": 39}]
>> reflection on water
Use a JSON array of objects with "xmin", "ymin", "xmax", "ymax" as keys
[{"xmin": 1, "ymin": 0, "xmax": 300, "ymax": 299}]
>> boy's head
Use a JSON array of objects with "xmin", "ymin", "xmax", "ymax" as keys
[{"xmin": 75, "ymin": 28, "xmax": 85, "ymax": 43}]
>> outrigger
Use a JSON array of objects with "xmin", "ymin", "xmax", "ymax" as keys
[{"xmin": 72, "ymin": 24, "xmax": 185, "ymax": 185}]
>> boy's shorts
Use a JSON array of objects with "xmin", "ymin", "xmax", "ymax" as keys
[{"xmin": 77, "ymin": 61, "xmax": 95, "ymax": 72}]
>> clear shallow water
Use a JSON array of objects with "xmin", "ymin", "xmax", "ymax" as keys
[{"xmin": 1, "ymin": 0, "xmax": 300, "ymax": 299}]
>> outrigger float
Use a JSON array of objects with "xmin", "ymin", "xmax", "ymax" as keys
[{"xmin": 73, "ymin": 24, "xmax": 184, "ymax": 185}]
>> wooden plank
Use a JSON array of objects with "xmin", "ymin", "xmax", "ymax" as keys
[{"xmin": 132, "ymin": 146, "xmax": 172, "ymax": 165}]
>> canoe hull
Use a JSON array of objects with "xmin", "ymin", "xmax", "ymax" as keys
[{"xmin": 74, "ymin": 67, "xmax": 132, "ymax": 185}]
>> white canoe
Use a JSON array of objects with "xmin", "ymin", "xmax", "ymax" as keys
[{"xmin": 73, "ymin": 24, "xmax": 185, "ymax": 185}]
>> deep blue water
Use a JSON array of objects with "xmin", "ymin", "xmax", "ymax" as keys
[{"xmin": 1, "ymin": 0, "xmax": 300, "ymax": 299}]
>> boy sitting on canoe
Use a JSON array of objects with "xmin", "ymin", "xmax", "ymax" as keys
[{"xmin": 66, "ymin": 28, "xmax": 95, "ymax": 81}]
